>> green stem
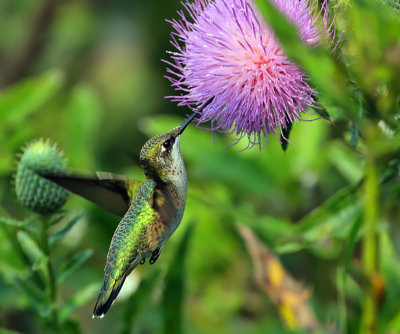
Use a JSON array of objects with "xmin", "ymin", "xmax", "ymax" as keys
[
  {"xmin": 40, "ymin": 217, "xmax": 60, "ymax": 332},
  {"xmin": 360, "ymin": 141, "xmax": 378, "ymax": 334},
  {"xmin": 2, "ymin": 224, "xmax": 45, "ymax": 289},
  {"xmin": 337, "ymin": 267, "xmax": 347, "ymax": 334}
]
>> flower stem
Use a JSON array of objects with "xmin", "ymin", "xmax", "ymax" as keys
[
  {"xmin": 40, "ymin": 217, "xmax": 59, "ymax": 332},
  {"xmin": 337, "ymin": 266, "xmax": 347, "ymax": 334},
  {"xmin": 360, "ymin": 131, "xmax": 379, "ymax": 334}
]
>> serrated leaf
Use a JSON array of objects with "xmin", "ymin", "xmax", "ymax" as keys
[
  {"xmin": 59, "ymin": 282, "xmax": 100, "ymax": 323},
  {"xmin": 49, "ymin": 212, "xmax": 83, "ymax": 245},
  {"xmin": 16, "ymin": 231, "xmax": 48, "ymax": 271},
  {"xmin": 56, "ymin": 249, "xmax": 94, "ymax": 285}
]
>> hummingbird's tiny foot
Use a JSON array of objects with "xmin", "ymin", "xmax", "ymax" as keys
[
  {"xmin": 149, "ymin": 248, "xmax": 161, "ymax": 264},
  {"xmin": 140, "ymin": 258, "xmax": 145, "ymax": 265}
]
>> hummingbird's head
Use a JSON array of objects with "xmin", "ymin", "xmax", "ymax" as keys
[
  {"xmin": 140, "ymin": 99, "xmax": 213, "ymax": 183},
  {"xmin": 140, "ymin": 119, "xmax": 192, "ymax": 183}
]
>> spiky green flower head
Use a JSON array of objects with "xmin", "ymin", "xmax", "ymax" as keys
[
  {"xmin": 140, "ymin": 127, "xmax": 183, "ymax": 183},
  {"xmin": 380, "ymin": 0, "xmax": 400, "ymax": 14},
  {"xmin": 15, "ymin": 138, "xmax": 69, "ymax": 214}
]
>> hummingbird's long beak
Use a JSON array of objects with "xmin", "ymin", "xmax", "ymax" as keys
[{"xmin": 179, "ymin": 98, "xmax": 214, "ymax": 135}]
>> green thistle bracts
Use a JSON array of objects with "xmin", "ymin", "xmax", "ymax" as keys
[{"xmin": 15, "ymin": 139, "xmax": 69, "ymax": 214}]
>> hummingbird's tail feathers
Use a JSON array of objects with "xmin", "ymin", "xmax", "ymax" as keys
[{"xmin": 93, "ymin": 274, "xmax": 128, "ymax": 318}]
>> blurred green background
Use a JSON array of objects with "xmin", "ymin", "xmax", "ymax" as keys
[{"xmin": 0, "ymin": 0, "xmax": 400, "ymax": 333}]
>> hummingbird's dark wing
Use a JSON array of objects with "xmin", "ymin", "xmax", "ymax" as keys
[{"xmin": 41, "ymin": 171, "xmax": 143, "ymax": 217}]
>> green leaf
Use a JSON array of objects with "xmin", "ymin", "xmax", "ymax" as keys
[
  {"xmin": 232, "ymin": 207, "xmax": 295, "ymax": 247},
  {"xmin": 59, "ymin": 282, "xmax": 100, "ymax": 323},
  {"xmin": 386, "ymin": 313, "xmax": 400, "ymax": 334},
  {"xmin": 61, "ymin": 319, "xmax": 82, "ymax": 334},
  {"xmin": 342, "ymin": 216, "xmax": 363, "ymax": 274},
  {"xmin": 280, "ymin": 122, "xmax": 292, "ymax": 152},
  {"xmin": 0, "ymin": 328, "xmax": 24, "ymax": 334},
  {"xmin": 379, "ymin": 230, "xmax": 400, "ymax": 331},
  {"xmin": 0, "ymin": 217, "xmax": 39, "ymax": 234},
  {"xmin": 350, "ymin": 121, "xmax": 359, "ymax": 147},
  {"xmin": 380, "ymin": 0, "xmax": 400, "ymax": 13},
  {"xmin": 56, "ymin": 249, "xmax": 94, "ymax": 285},
  {"xmin": 161, "ymin": 224, "xmax": 194, "ymax": 334},
  {"xmin": 295, "ymin": 183, "xmax": 361, "ymax": 234},
  {"xmin": 329, "ymin": 142, "xmax": 364, "ymax": 183},
  {"xmin": 64, "ymin": 84, "xmax": 103, "ymax": 169},
  {"xmin": 0, "ymin": 70, "xmax": 64, "ymax": 126},
  {"xmin": 120, "ymin": 268, "xmax": 163, "ymax": 334},
  {"xmin": 16, "ymin": 231, "xmax": 48, "ymax": 271},
  {"xmin": 49, "ymin": 211, "xmax": 69, "ymax": 226},
  {"xmin": 244, "ymin": 183, "xmax": 363, "ymax": 257},
  {"xmin": 49, "ymin": 212, "xmax": 83, "ymax": 245},
  {"xmin": 0, "ymin": 218, "xmax": 23, "ymax": 228},
  {"xmin": 13, "ymin": 275, "xmax": 45, "ymax": 304},
  {"xmin": 314, "ymin": 106, "xmax": 331, "ymax": 121},
  {"xmin": 370, "ymin": 135, "xmax": 400, "ymax": 158}
]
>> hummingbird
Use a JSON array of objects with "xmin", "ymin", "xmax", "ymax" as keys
[{"xmin": 42, "ymin": 100, "xmax": 213, "ymax": 318}]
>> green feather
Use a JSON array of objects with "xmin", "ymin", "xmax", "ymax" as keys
[{"xmin": 93, "ymin": 180, "xmax": 158, "ymax": 317}]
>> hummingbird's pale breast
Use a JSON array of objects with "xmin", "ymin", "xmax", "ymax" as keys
[{"xmin": 149, "ymin": 134, "xmax": 188, "ymax": 247}]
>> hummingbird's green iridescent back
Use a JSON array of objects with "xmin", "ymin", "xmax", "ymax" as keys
[
  {"xmin": 39, "ymin": 101, "xmax": 212, "ymax": 318},
  {"xmin": 93, "ymin": 180, "xmax": 160, "ymax": 316},
  {"xmin": 93, "ymin": 126, "xmax": 189, "ymax": 318},
  {"xmin": 35, "ymin": 100, "xmax": 213, "ymax": 318}
]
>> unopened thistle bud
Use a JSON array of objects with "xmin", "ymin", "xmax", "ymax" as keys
[{"xmin": 15, "ymin": 139, "xmax": 69, "ymax": 214}]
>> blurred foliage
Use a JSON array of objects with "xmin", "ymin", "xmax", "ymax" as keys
[{"xmin": 0, "ymin": 0, "xmax": 399, "ymax": 333}]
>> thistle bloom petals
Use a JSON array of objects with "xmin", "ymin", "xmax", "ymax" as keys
[{"xmin": 165, "ymin": 0, "xmax": 335, "ymax": 149}]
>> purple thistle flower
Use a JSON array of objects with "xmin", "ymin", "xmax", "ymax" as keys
[{"xmin": 164, "ymin": 0, "xmax": 336, "ymax": 149}]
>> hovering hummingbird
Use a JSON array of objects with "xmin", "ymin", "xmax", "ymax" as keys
[{"xmin": 43, "ymin": 100, "xmax": 212, "ymax": 318}]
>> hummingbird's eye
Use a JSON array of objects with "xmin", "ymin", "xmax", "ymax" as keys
[{"xmin": 162, "ymin": 138, "xmax": 174, "ymax": 150}]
